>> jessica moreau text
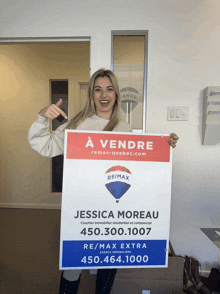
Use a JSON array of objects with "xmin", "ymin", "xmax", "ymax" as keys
[{"xmin": 74, "ymin": 210, "xmax": 159, "ymax": 219}]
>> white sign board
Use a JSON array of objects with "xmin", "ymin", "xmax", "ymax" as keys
[{"xmin": 59, "ymin": 131, "xmax": 172, "ymax": 270}]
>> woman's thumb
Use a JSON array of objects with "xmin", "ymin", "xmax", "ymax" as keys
[{"xmin": 56, "ymin": 99, "xmax": 62, "ymax": 107}]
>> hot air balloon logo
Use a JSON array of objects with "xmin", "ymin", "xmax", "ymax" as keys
[{"xmin": 105, "ymin": 166, "xmax": 132, "ymax": 201}]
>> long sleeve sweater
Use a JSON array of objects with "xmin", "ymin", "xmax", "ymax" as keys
[{"xmin": 28, "ymin": 114, "xmax": 132, "ymax": 157}]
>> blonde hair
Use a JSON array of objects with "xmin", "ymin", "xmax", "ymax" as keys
[{"xmin": 66, "ymin": 68, "xmax": 120, "ymax": 131}]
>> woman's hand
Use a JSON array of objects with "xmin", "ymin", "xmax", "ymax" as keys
[
  {"xmin": 39, "ymin": 99, "xmax": 67, "ymax": 120},
  {"xmin": 167, "ymin": 133, "xmax": 179, "ymax": 148}
]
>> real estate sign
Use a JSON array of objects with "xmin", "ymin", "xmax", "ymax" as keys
[{"xmin": 59, "ymin": 131, "xmax": 172, "ymax": 270}]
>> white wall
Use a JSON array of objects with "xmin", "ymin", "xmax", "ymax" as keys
[{"xmin": 1, "ymin": 0, "xmax": 220, "ymax": 271}]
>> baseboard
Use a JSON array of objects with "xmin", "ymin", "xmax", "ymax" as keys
[{"xmin": 0, "ymin": 203, "xmax": 61, "ymax": 209}]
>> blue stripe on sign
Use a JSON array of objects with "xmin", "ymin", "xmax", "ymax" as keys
[{"xmin": 62, "ymin": 240, "xmax": 167, "ymax": 268}]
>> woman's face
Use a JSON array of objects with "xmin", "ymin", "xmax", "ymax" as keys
[{"xmin": 93, "ymin": 76, "xmax": 116, "ymax": 120}]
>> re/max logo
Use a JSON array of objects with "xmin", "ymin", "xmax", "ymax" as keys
[{"xmin": 107, "ymin": 174, "xmax": 129, "ymax": 181}]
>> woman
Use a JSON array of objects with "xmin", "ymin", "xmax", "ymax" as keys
[{"xmin": 28, "ymin": 68, "xmax": 178, "ymax": 293}]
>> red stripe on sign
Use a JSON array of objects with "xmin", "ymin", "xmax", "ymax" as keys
[{"xmin": 66, "ymin": 132, "xmax": 170, "ymax": 162}]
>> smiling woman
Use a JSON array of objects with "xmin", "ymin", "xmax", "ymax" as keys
[
  {"xmin": 93, "ymin": 76, "xmax": 116, "ymax": 120},
  {"xmin": 65, "ymin": 69, "xmax": 125, "ymax": 132},
  {"xmin": 28, "ymin": 68, "xmax": 132, "ymax": 294},
  {"xmin": 28, "ymin": 67, "xmax": 178, "ymax": 294}
]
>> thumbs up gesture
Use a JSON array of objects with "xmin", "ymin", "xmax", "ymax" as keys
[{"xmin": 39, "ymin": 99, "xmax": 68, "ymax": 120}]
